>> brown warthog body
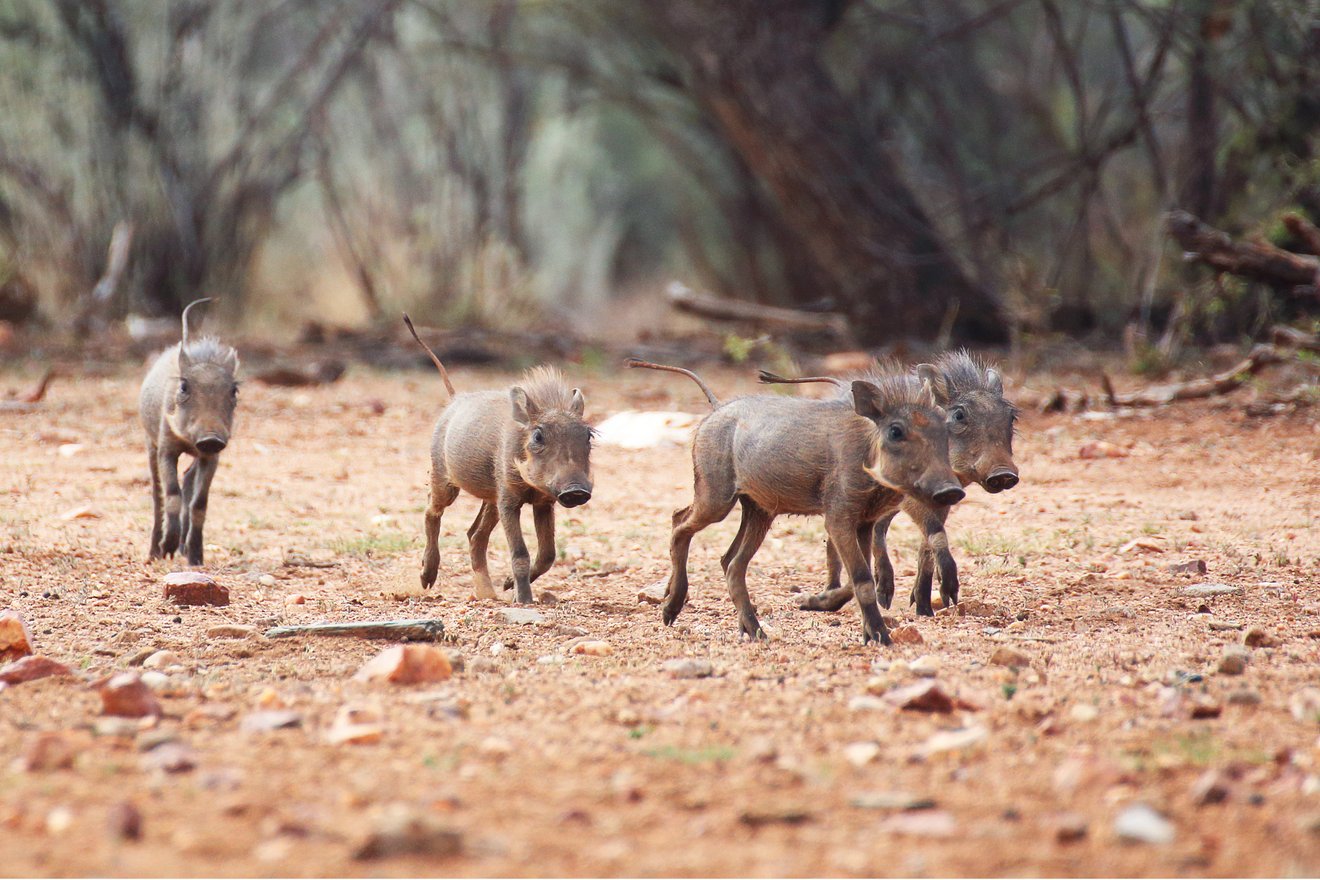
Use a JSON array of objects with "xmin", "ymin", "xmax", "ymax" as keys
[
  {"xmin": 761, "ymin": 350, "xmax": 1019, "ymax": 615},
  {"xmin": 627, "ymin": 359, "xmax": 964, "ymax": 645},
  {"xmin": 139, "ymin": 298, "xmax": 239, "ymax": 566},
  {"xmin": 407, "ymin": 317, "xmax": 592, "ymax": 604}
]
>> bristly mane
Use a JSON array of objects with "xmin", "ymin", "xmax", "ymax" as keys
[
  {"xmin": 935, "ymin": 349, "xmax": 995, "ymax": 395},
  {"xmin": 829, "ymin": 360, "xmax": 936, "ymax": 409},
  {"xmin": 183, "ymin": 337, "xmax": 240, "ymax": 371},
  {"xmin": 519, "ymin": 365, "xmax": 578, "ymax": 413}
]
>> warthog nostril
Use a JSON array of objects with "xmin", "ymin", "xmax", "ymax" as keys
[
  {"xmin": 985, "ymin": 470, "xmax": 1019, "ymax": 493},
  {"xmin": 558, "ymin": 487, "xmax": 592, "ymax": 508},
  {"xmin": 196, "ymin": 436, "xmax": 227, "ymax": 455},
  {"xmin": 932, "ymin": 486, "xmax": 966, "ymax": 506}
]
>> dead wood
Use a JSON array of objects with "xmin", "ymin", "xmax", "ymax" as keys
[
  {"xmin": 665, "ymin": 281, "xmax": 851, "ymax": 338},
  {"xmin": 1101, "ymin": 344, "xmax": 1283, "ymax": 407},
  {"xmin": 265, "ymin": 619, "xmax": 446, "ymax": 641},
  {"xmin": 250, "ymin": 359, "xmax": 347, "ymax": 387},
  {"xmin": 1166, "ymin": 210, "xmax": 1319, "ymax": 300},
  {"xmin": 1282, "ymin": 213, "xmax": 1320, "ymax": 256}
]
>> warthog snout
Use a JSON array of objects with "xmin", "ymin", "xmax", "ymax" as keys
[
  {"xmin": 932, "ymin": 485, "xmax": 966, "ymax": 506},
  {"xmin": 196, "ymin": 435, "xmax": 228, "ymax": 455},
  {"xmin": 985, "ymin": 468, "xmax": 1019, "ymax": 493},
  {"xmin": 557, "ymin": 485, "xmax": 592, "ymax": 508}
]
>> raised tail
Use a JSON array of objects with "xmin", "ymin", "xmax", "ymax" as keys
[
  {"xmin": 625, "ymin": 357, "xmax": 719, "ymax": 408},
  {"xmin": 180, "ymin": 297, "xmax": 213, "ymax": 349},
  {"xmin": 403, "ymin": 313, "xmax": 456, "ymax": 399},
  {"xmin": 757, "ymin": 370, "xmax": 846, "ymax": 388}
]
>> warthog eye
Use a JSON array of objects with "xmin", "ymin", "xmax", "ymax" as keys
[
  {"xmin": 951, "ymin": 406, "xmax": 967, "ymax": 423},
  {"xmin": 178, "ymin": 379, "xmax": 190, "ymax": 397},
  {"xmin": 886, "ymin": 423, "xmax": 905, "ymax": 442},
  {"xmin": 530, "ymin": 427, "xmax": 545, "ymax": 448},
  {"xmin": 231, "ymin": 383, "xmax": 239, "ymax": 398}
]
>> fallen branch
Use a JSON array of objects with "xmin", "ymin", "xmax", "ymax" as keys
[
  {"xmin": 1101, "ymin": 344, "xmax": 1283, "ymax": 407},
  {"xmin": 666, "ymin": 281, "xmax": 851, "ymax": 338},
  {"xmin": 251, "ymin": 359, "xmax": 346, "ymax": 387},
  {"xmin": 265, "ymin": 619, "xmax": 445, "ymax": 641},
  {"xmin": 1282, "ymin": 213, "xmax": 1320, "ymax": 257},
  {"xmin": 1166, "ymin": 210, "xmax": 1319, "ymax": 300},
  {"xmin": 0, "ymin": 368, "xmax": 56, "ymax": 412}
]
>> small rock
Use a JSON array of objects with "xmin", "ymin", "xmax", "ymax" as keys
[
  {"xmin": 98, "ymin": 673, "xmax": 163, "ymax": 718},
  {"xmin": 1069, "ymin": 703, "xmax": 1100, "ymax": 722},
  {"xmin": 353, "ymin": 805, "xmax": 463, "ymax": 860},
  {"xmin": 1226, "ymin": 689, "xmax": 1262, "ymax": 707},
  {"xmin": 879, "ymin": 810, "xmax": 957, "ymax": 837},
  {"xmin": 21, "ymin": 732, "xmax": 77, "ymax": 771},
  {"xmin": 886, "ymin": 680, "xmax": 976, "ymax": 714},
  {"xmin": 498, "ymin": 608, "xmax": 544, "ymax": 626},
  {"xmin": 738, "ymin": 806, "xmax": 812, "ymax": 827},
  {"xmin": 240, "ymin": 711, "xmax": 303, "ymax": 733},
  {"xmin": 1178, "ymin": 510, "xmax": 1199, "ymax": 521},
  {"xmin": 139, "ymin": 671, "xmax": 170, "ymax": 691},
  {"xmin": 284, "ymin": 594, "xmax": 306, "ymax": 606},
  {"xmin": 910, "ymin": 655, "xmax": 940, "ymax": 678},
  {"xmin": 1242, "ymin": 627, "xmax": 1279, "ymax": 649},
  {"xmin": 0, "ymin": 655, "xmax": 73, "ymax": 685},
  {"xmin": 205, "ymin": 625, "xmax": 256, "ymax": 640},
  {"xmin": 889, "ymin": 625, "xmax": 923, "ymax": 645},
  {"xmin": 848, "ymin": 695, "xmax": 888, "ymax": 713},
  {"xmin": 1119, "ymin": 537, "xmax": 1163, "ymax": 554},
  {"xmin": 1218, "ymin": 647, "xmax": 1249, "ymax": 676},
  {"xmin": 1190, "ymin": 769, "xmax": 1230, "ymax": 806},
  {"xmin": 537, "ymin": 590, "xmax": 559, "ymax": 607},
  {"xmin": 1054, "ymin": 813, "xmax": 1088, "ymax": 843},
  {"xmin": 355, "ymin": 645, "xmax": 453, "ymax": 685},
  {"xmin": 663, "ymin": 658, "xmax": 713, "ymax": 679},
  {"xmin": 1207, "ymin": 618, "xmax": 1243, "ymax": 632},
  {"xmin": 327, "ymin": 705, "xmax": 384, "ymax": 745},
  {"xmin": 1182, "ymin": 582, "xmax": 1240, "ymax": 598},
  {"xmin": 140, "ymin": 742, "xmax": 197, "ymax": 774},
  {"xmin": 0, "ymin": 609, "xmax": 33, "ymax": 662},
  {"xmin": 1078, "ymin": 440, "xmax": 1127, "ymax": 459},
  {"xmin": 918, "ymin": 726, "xmax": 987, "ymax": 758},
  {"xmin": 477, "ymin": 736, "xmax": 513, "ymax": 759},
  {"xmin": 637, "ymin": 582, "xmax": 666, "ymax": 605},
  {"xmin": 953, "ymin": 599, "xmax": 998, "ymax": 618},
  {"xmin": 45, "ymin": 806, "xmax": 74, "ymax": 835},
  {"xmin": 107, "ymin": 802, "xmax": 143, "ymax": 841},
  {"xmin": 989, "ymin": 647, "xmax": 1030, "ymax": 669},
  {"xmin": 1168, "ymin": 560, "xmax": 1208, "ymax": 575},
  {"xmin": 850, "ymin": 791, "xmax": 935, "ymax": 811},
  {"xmin": 257, "ymin": 574, "xmax": 277, "ymax": 587},
  {"xmin": 93, "ymin": 717, "xmax": 145, "ymax": 738},
  {"xmin": 843, "ymin": 742, "xmax": 881, "ymax": 767},
  {"xmin": 570, "ymin": 640, "xmax": 613, "ymax": 657},
  {"xmin": 163, "ymin": 572, "xmax": 229, "ymax": 607},
  {"xmin": 142, "ymin": 650, "xmax": 180, "ymax": 670},
  {"xmin": 1189, "ymin": 697, "xmax": 1222, "ymax": 720},
  {"xmin": 1290, "ymin": 688, "xmax": 1320, "ymax": 724},
  {"xmin": 1114, "ymin": 803, "xmax": 1175, "ymax": 845}
]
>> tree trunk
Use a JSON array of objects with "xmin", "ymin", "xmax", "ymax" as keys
[{"xmin": 650, "ymin": 0, "xmax": 1005, "ymax": 343}]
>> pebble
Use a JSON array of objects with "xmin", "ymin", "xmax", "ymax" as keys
[
  {"xmin": 284, "ymin": 594, "xmax": 306, "ymax": 606},
  {"xmin": 0, "ymin": 609, "xmax": 33, "ymax": 662},
  {"xmin": 353, "ymin": 805, "xmax": 463, "ymax": 860},
  {"xmin": 498, "ymin": 608, "xmax": 544, "ymax": 626},
  {"xmin": 1207, "ymin": 618, "xmax": 1243, "ymax": 632},
  {"xmin": 1243, "ymin": 627, "xmax": 1280, "ymax": 648},
  {"xmin": 918, "ymin": 726, "xmax": 987, "ymax": 758},
  {"xmin": 98, "ymin": 673, "xmax": 163, "ymax": 718},
  {"xmin": 1168, "ymin": 559, "xmax": 1208, "ymax": 575},
  {"xmin": 21, "ymin": 732, "xmax": 77, "ymax": 772},
  {"xmin": 1182, "ymin": 582, "xmax": 1241, "ymax": 598},
  {"xmin": 355, "ymin": 645, "xmax": 452, "ymax": 685},
  {"xmin": 142, "ymin": 650, "xmax": 181, "ymax": 670},
  {"xmin": 1290, "ymin": 688, "xmax": 1320, "ymax": 724},
  {"xmin": 1189, "ymin": 696, "xmax": 1222, "ymax": 720},
  {"xmin": 1226, "ymin": 689, "xmax": 1262, "ymax": 707},
  {"xmin": 910, "ymin": 655, "xmax": 940, "ymax": 678},
  {"xmin": 163, "ymin": 572, "xmax": 229, "ymax": 607},
  {"xmin": 327, "ymin": 705, "xmax": 384, "ymax": 746},
  {"xmin": 1218, "ymin": 647, "xmax": 1249, "ymax": 676},
  {"xmin": 205, "ymin": 625, "xmax": 256, "ymax": 640},
  {"xmin": 107, "ymin": 802, "xmax": 143, "ymax": 841},
  {"xmin": 0, "ymin": 655, "xmax": 73, "ymax": 686},
  {"xmin": 663, "ymin": 658, "xmax": 713, "ymax": 679},
  {"xmin": 879, "ymin": 810, "xmax": 957, "ymax": 837},
  {"xmin": 637, "ymin": 583, "xmax": 666, "ymax": 605},
  {"xmin": 139, "ymin": 671, "xmax": 170, "ymax": 691},
  {"xmin": 989, "ymin": 647, "xmax": 1030, "ymax": 669},
  {"xmin": 843, "ymin": 742, "xmax": 881, "ymax": 767},
  {"xmin": 885, "ymin": 680, "xmax": 974, "ymax": 714},
  {"xmin": 537, "ymin": 590, "xmax": 559, "ymax": 607},
  {"xmin": 1191, "ymin": 769, "xmax": 1230, "ymax": 806},
  {"xmin": 140, "ymin": 742, "xmax": 197, "ymax": 774},
  {"xmin": 1069, "ymin": 703, "xmax": 1100, "ymax": 723},
  {"xmin": 570, "ymin": 640, "xmax": 613, "ymax": 656},
  {"xmin": 889, "ymin": 625, "xmax": 923, "ymax": 645},
  {"xmin": 1114, "ymin": 803, "xmax": 1175, "ymax": 845},
  {"xmin": 240, "ymin": 711, "xmax": 303, "ymax": 733},
  {"xmin": 257, "ymin": 574, "xmax": 277, "ymax": 587},
  {"xmin": 848, "ymin": 696, "xmax": 888, "ymax": 713},
  {"xmin": 1054, "ymin": 813, "xmax": 1089, "ymax": 843},
  {"xmin": 850, "ymin": 791, "xmax": 935, "ymax": 811},
  {"xmin": 45, "ymin": 806, "xmax": 74, "ymax": 835}
]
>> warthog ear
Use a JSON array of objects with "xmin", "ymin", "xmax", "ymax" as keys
[
  {"xmin": 851, "ymin": 380, "xmax": 885, "ymax": 420},
  {"xmin": 986, "ymin": 368, "xmax": 1004, "ymax": 396},
  {"xmin": 915, "ymin": 364, "xmax": 950, "ymax": 403},
  {"xmin": 510, "ymin": 387, "xmax": 539, "ymax": 425},
  {"xmin": 176, "ymin": 344, "xmax": 191, "ymax": 370},
  {"xmin": 569, "ymin": 388, "xmax": 585, "ymax": 418}
]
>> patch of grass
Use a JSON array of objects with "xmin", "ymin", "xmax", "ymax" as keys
[
  {"xmin": 329, "ymin": 531, "xmax": 415, "ymax": 557},
  {"xmin": 628, "ymin": 725, "xmax": 655, "ymax": 740},
  {"xmin": 643, "ymin": 744, "xmax": 736, "ymax": 765}
]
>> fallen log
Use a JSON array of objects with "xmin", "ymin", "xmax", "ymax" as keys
[
  {"xmin": 265, "ymin": 619, "xmax": 446, "ymax": 642},
  {"xmin": 251, "ymin": 359, "xmax": 347, "ymax": 387},
  {"xmin": 1166, "ymin": 210, "xmax": 1319, "ymax": 299},
  {"xmin": 1282, "ymin": 213, "xmax": 1320, "ymax": 257},
  {"xmin": 1100, "ymin": 344, "xmax": 1283, "ymax": 407},
  {"xmin": 666, "ymin": 282, "xmax": 851, "ymax": 338}
]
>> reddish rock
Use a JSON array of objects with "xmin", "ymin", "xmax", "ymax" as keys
[
  {"xmin": 163, "ymin": 572, "xmax": 229, "ymax": 607},
  {"xmin": 989, "ymin": 647, "xmax": 1031, "ymax": 669},
  {"xmin": 107, "ymin": 802, "xmax": 143, "ymax": 841},
  {"xmin": 884, "ymin": 680, "xmax": 978, "ymax": 713},
  {"xmin": 21, "ymin": 732, "xmax": 77, "ymax": 772},
  {"xmin": 140, "ymin": 742, "xmax": 196, "ymax": 774},
  {"xmin": 98, "ymin": 673, "xmax": 163, "ymax": 718},
  {"xmin": 0, "ymin": 610, "xmax": 33, "ymax": 662},
  {"xmin": 355, "ymin": 645, "xmax": 452, "ymax": 685},
  {"xmin": 889, "ymin": 625, "xmax": 924, "ymax": 646},
  {"xmin": 0, "ymin": 655, "xmax": 73, "ymax": 686}
]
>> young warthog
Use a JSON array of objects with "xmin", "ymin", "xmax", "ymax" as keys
[
  {"xmin": 139, "ymin": 298, "xmax": 239, "ymax": 566},
  {"xmin": 626, "ymin": 358, "xmax": 964, "ymax": 645},
  {"xmin": 406, "ymin": 316, "xmax": 593, "ymax": 604},
  {"xmin": 760, "ymin": 350, "xmax": 1019, "ymax": 615}
]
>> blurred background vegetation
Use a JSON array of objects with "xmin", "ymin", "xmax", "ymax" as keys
[{"xmin": 0, "ymin": 0, "xmax": 1316, "ymax": 352}]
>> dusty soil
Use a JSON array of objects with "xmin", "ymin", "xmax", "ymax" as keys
[{"xmin": 1, "ymin": 361, "xmax": 1317, "ymax": 877}]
